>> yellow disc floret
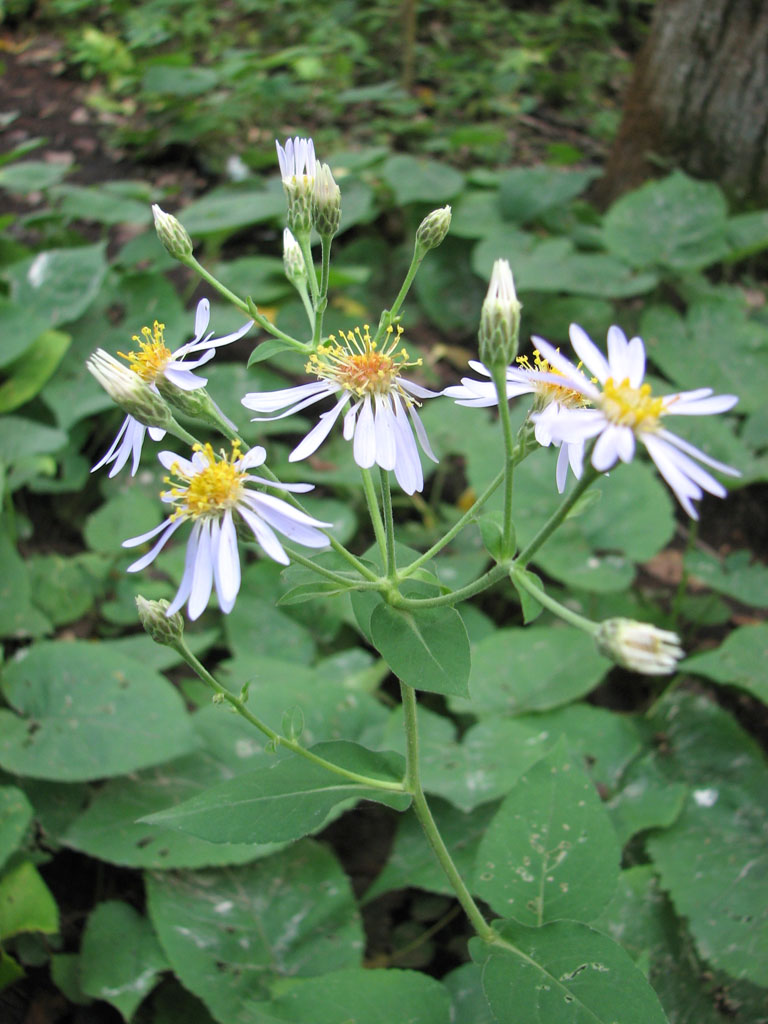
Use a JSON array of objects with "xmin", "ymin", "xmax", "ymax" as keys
[
  {"xmin": 163, "ymin": 443, "xmax": 246, "ymax": 521},
  {"xmin": 600, "ymin": 378, "xmax": 665, "ymax": 431},
  {"xmin": 118, "ymin": 321, "xmax": 172, "ymax": 382},
  {"xmin": 518, "ymin": 350, "xmax": 587, "ymax": 409},
  {"xmin": 306, "ymin": 324, "xmax": 422, "ymax": 400}
]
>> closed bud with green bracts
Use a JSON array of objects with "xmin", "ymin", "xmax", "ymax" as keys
[
  {"xmin": 276, "ymin": 136, "xmax": 317, "ymax": 239},
  {"xmin": 312, "ymin": 163, "xmax": 341, "ymax": 238},
  {"xmin": 478, "ymin": 259, "xmax": 522, "ymax": 368},
  {"xmin": 595, "ymin": 618, "xmax": 683, "ymax": 675},
  {"xmin": 415, "ymin": 205, "xmax": 452, "ymax": 256},
  {"xmin": 151, "ymin": 204, "xmax": 193, "ymax": 260},
  {"xmin": 283, "ymin": 228, "xmax": 307, "ymax": 285},
  {"xmin": 136, "ymin": 596, "xmax": 185, "ymax": 643},
  {"xmin": 87, "ymin": 349, "xmax": 174, "ymax": 430}
]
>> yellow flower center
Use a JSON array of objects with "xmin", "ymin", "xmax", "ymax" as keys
[
  {"xmin": 600, "ymin": 378, "xmax": 665, "ymax": 430},
  {"xmin": 118, "ymin": 321, "xmax": 172, "ymax": 382},
  {"xmin": 164, "ymin": 443, "xmax": 246, "ymax": 521},
  {"xmin": 517, "ymin": 350, "xmax": 587, "ymax": 409},
  {"xmin": 306, "ymin": 324, "xmax": 421, "ymax": 399}
]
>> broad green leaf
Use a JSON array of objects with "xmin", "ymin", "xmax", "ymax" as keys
[
  {"xmin": 443, "ymin": 962, "xmax": 495, "ymax": 1024},
  {"xmin": 686, "ymin": 548, "xmax": 768, "ymax": 608},
  {"xmin": 380, "ymin": 154, "xmax": 464, "ymax": 205},
  {"xmin": 51, "ymin": 183, "xmax": 153, "ymax": 226},
  {"xmin": 370, "ymin": 603, "xmax": 471, "ymax": 698},
  {"xmin": 0, "ymin": 860, "xmax": 58, "ymax": 940},
  {"xmin": 365, "ymin": 798, "xmax": 498, "ymax": 901},
  {"xmin": 179, "ymin": 186, "xmax": 286, "ymax": 235},
  {"xmin": 510, "ymin": 238, "xmax": 658, "ymax": 298},
  {"xmin": 457, "ymin": 625, "xmax": 609, "ymax": 715},
  {"xmin": 142, "ymin": 741, "xmax": 409, "ymax": 844},
  {"xmin": 5, "ymin": 243, "xmax": 107, "ymax": 327},
  {"xmin": 0, "ymin": 641, "xmax": 196, "ymax": 781},
  {"xmin": 142, "ymin": 63, "xmax": 219, "ymax": 95},
  {"xmin": 474, "ymin": 740, "xmax": 620, "ymax": 924},
  {"xmin": 83, "ymin": 485, "xmax": 160, "ymax": 554},
  {"xmin": 0, "ymin": 329, "xmax": 70, "ymax": 412},
  {"xmin": 0, "ymin": 160, "xmax": 70, "ymax": 192},
  {"xmin": 0, "ymin": 786, "xmax": 33, "ymax": 870},
  {"xmin": 265, "ymin": 968, "xmax": 453, "ymax": 1023},
  {"xmin": 216, "ymin": 654, "xmax": 388, "ymax": 746},
  {"xmin": 223, "ymin": 591, "xmax": 316, "ymax": 665},
  {"xmin": 26, "ymin": 552, "xmax": 109, "ymax": 627},
  {"xmin": 606, "ymin": 754, "xmax": 688, "ymax": 847},
  {"xmin": 80, "ymin": 901, "xmax": 168, "ymax": 1020},
  {"xmin": 497, "ymin": 167, "xmax": 599, "ymax": 224},
  {"xmin": 14, "ymin": 779, "xmax": 89, "ymax": 849},
  {"xmin": 211, "ymin": 255, "xmax": 291, "ymax": 306},
  {"xmin": 640, "ymin": 299, "xmax": 767, "ymax": 415},
  {"xmin": 0, "ymin": 297, "xmax": 53, "ymax": 368},
  {"xmin": 0, "ymin": 416, "xmax": 67, "ymax": 464},
  {"xmin": 146, "ymin": 841, "xmax": 363, "ymax": 1022},
  {"xmin": 604, "ymin": 172, "xmax": 729, "ymax": 270},
  {"xmin": 414, "ymin": 238, "xmax": 487, "ymax": 334},
  {"xmin": 471, "ymin": 920, "xmax": 668, "ymax": 1024},
  {"xmin": 0, "ymin": 529, "xmax": 51, "ymax": 639},
  {"xmin": 63, "ymin": 706, "xmax": 289, "ymax": 869},
  {"xmin": 594, "ymin": 866, "xmax": 768, "ymax": 1024},
  {"xmin": 683, "ymin": 624, "xmax": 768, "ymax": 704},
  {"xmin": 451, "ymin": 189, "xmax": 506, "ymax": 239},
  {"xmin": 726, "ymin": 209, "xmax": 768, "ymax": 259},
  {"xmin": 0, "ymin": 949, "xmax": 24, "ymax": 988},
  {"xmin": 647, "ymin": 692, "xmax": 768, "ymax": 985}
]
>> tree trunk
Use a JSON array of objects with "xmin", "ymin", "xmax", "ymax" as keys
[{"xmin": 595, "ymin": 0, "xmax": 768, "ymax": 207}]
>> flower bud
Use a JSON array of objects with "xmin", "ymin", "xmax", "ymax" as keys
[
  {"xmin": 155, "ymin": 378, "xmax": 237, "ymax": 434},
  {"xmin": 151, "ymin": 204, "xmax": 193, "ymax": 260},
  {"xmin": 478, "ymin": 259, "xmax": 522, "ymax": 368},
  {"xmin": 87, "ymin": 350, "xmax": 174, "ymax": 430},
  {"xmin": 415, "ymin": 205, "xmax": 452, "ymax": 256},
  {"xmin": 136, "ymin": 596, "xmax": 184, "ymax": 645},
  {"xmin": 595, "ymin": 618, "xmax": 683, "ymax": 676},
  {"xmin": 283, "ymin": 228, "xmax": 307, "ymax": 285},
  {"xmin": 312, "ymin": 163, "xmax": 341, "ymax": 238}
]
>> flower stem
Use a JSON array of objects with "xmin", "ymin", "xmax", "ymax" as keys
[
  {"xmin": 508, "ymin": 566, "xmax": 598, "ymax": 634},
  {"xmin": 400, "ymin": 682, "xmax": 495, "ymax": 941},
  {"xmin": 399, "ymin": 469, "xmax": 505, "ymax": 578},
  {"xmin": 373, "ymin": 248, "xmax": 424, "ymax": 345},
  {"xmin": 514, "ymin": 463, "xmax": 600, "ymax": 568},
  {"xmin": 361, "ymin": 467, "xmax": 388, "ymax": 568},
  {"xmin": 175, "ymin": 640, "xmax": 405, "ymax": 792},
  {"xmin": 379, "ymin": 467, "xmax": 397, "ymax": 578},
  {"xmin": 396, "ymin": 562, "xmax": 509, "ymax": 609},
  {"xmin": 490, "ymin": 363, "xmax": 516, "ymax": 556}
]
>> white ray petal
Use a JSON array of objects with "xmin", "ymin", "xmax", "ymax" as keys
[
  {"xmin": 353, "ymin": 397, "xmax": 376, "ymax": 468},
  {"xmin": 569, "ymin": 323, "xmax": 611, "ymax": 382},
  {"xmin": 188, "ymin": 520, "xmax": 214, "ymax": 620}
]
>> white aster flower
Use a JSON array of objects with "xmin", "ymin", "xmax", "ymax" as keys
[
  {"xmin": 276, "ymin": 137, "xmax": 317, "ymax": 237},
  {"xmin": 242, "ymin": 324, "xmax": 439, "ymax": 495},
  {"xmin": 123, "ymin": 442, "xmax": 331, "ymax": 620},
  {"xmin": 276, "ymin": 136, "xmax": 317, "ymax": 183},
  {"xmin": 91, "ymin": 299, "xmax": 252, "ymax": 477},
  {"xmin": 531, "ymin": 323, "xmax": 740, "ymax": 518},
  {"xmin": 443, "ymin": 353, "xmax": 589, "ymax": 492}
]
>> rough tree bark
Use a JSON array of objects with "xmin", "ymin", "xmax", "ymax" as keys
[{"xmin": 595, "ymin": 0, "xmax": 768, "ymax": 207}]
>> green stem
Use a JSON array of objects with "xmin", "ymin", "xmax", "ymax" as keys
[
  {"xmin": 296, "ymin": 279, "xmax": 315, "ymax": 331},
  {"xmin": 399, "ymin": 469, "xmax": 505, "ymax": 578},
  {"xmin": 508, "ymin": 566, "xmax": 598, "ymax": 634},
  {"xmin": 379, "ymin": 467, "xmax": 397, "ymax": 578},
  {"xmin": 176, "ymin": 640, "xmax": 404, "ymax": 792},
  {"xmin": 298, "ymin": 235, "xmax": 319, "ymax": 306},
  {"xmin": 167, "ymin": 420, "xmax": 202, "ymax": 448},
  {"xmin": 361, "ymin": 468, "xmax": 388, "ymax": 567},
  {"xmin": 312, "ymin": 233, "xmax": 332, "ymax": 347},
  {"xmin": 400, "ymin": 682, "xmax": 495, "ymax": 941},
  {"xmin": 280, "ymin": 544, "xmax": 381, "ymax": 589},
  {"xmin": 514, "ymin": 463, "xmax": 600, "ymax": 568},
  {"xmin": 183, "ymin": 255, "xmax": 307, "ymax": 350},
  {"xmin": 397, "ymin": 562, "xmax": 509, "ymax": 610},
  {"xmin": 490, "ymin": 362, "xmax": 516, "ymax": 556},
  {"xmin": 373, "ymin": 247, "xmax": 424, "ymax": 345}
]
